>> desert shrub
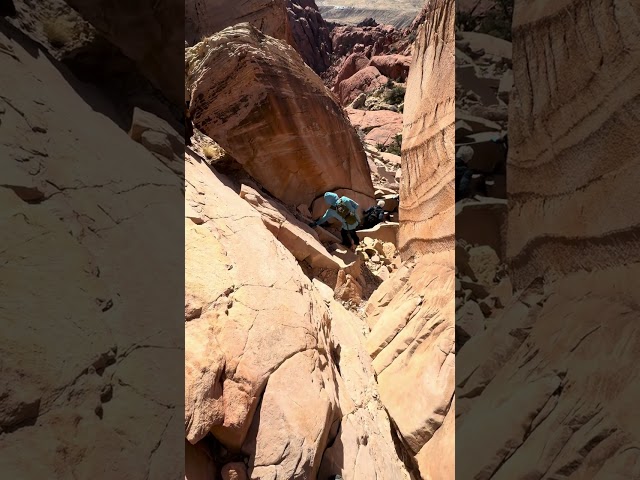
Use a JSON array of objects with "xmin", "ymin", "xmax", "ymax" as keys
[
  {"xmin": 386, "ymin": 86, "xmax": 406, "ymax": 105},
  {"xmin": 378, "ymin": 134, "xmax": 402, "ymax": 156},
  {"xmin": 202, "ymin": 145, "xmax": 219, "ymax": 160},
  {"xmin": 42, "ymin": 17, "xmax": 76, "ymax": 48}
]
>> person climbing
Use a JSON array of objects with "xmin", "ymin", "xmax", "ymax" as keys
[
  {"xmin": 309, "ymin": 192, "xmax": 361, "ymax": 248},
  {"xmin": 455, "ymin": 145, "xmax": 475, "ymax": 201},
  {"xmin": 362, "ymin": 200, "xmax": 387, "ymax": 229}
]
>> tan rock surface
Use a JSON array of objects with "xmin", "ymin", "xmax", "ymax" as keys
[
  {"xmin": 187, "ymin": 24, "xmax": 374, "ymax": 208},
  {"xmin": 458, "ymin": 266, "xmax": 640, "ymax": 478},
  {"xmin": 239, "ymin": 184, "xmax": 357, "ymax": 274},
  {"xmin": 366, "ymin": 252, "xmax": 455, "ymax": 466},
  {"xmin": 457, "ymin": 2, "xmax": 640, "ymax": 478},
  {"xmin": 184, "ymin": 152, "xmax": 409, "ymax": 478},
  {"xmin": 356, "ymin": 2, "xmax": 456, "ymax": 476},
  {"xmin": 318, "ymin": 298, "xmax": 411, "ymax": 480},
  {"xmin": 356, "ymin": 222, "xmax": 399, "ymax": 246},
  {"xmin": 0, "ymin": 24, "xmax": 183, "ymax": 478},
  {"xmin": 399, "ymin": 0, "xmax": 455, "ymax": 258}
]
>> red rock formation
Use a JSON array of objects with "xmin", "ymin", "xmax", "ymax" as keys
[
  {"xmin": 331, "ymin": 23, "xmax": 398, "ymax": 58},
  {"xmin": 186, "ymin": 24, "xmax": 375, "ymax": 208},
  {"xmin": 286, "ymin": 0, "xmax": 333, "ymax": 73},
  {"xmin": 369, "ymin": 54, "xmax": 411, "ymax": 81},
  {"xmin": 337, "ymin": 65, "xmax": 389, "ymax": 105},
  {"xmin": 333, "ymin": 52, "xmax": 370, "ymax": 88}
]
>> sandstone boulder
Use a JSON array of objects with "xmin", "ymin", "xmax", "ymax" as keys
[
  {"xmin": 187, "ymin": 24, "xmax": 374, "ymax": 208},
  {"xmin": 221, "ymin": 462, "xmax": 247, "ymax": 480},
  {"xmin": 129, "ymin": 107, "xmax": 184, "ymax": 177},
  {"xmin": 333, "ymin": 52, "xmax": 370, "ymax": 88},
  {"xmin": 356, "ymin": 222, "xmax": 399, "ymax": 246},
  {"xmin": 346, "ymin": 107, "xmax": 403, "ymax": 135},
  {"xmin": 337, "ymin": 65, "xmax": 389, "ymax": 105},
  {"xmin": 369, "ymin": 54, "xmax": 411, "ymax": 81}
]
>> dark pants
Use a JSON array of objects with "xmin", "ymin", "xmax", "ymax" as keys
[{"xmin": 341, "ymin": 228, "xmax": 360, "ymax": 247}]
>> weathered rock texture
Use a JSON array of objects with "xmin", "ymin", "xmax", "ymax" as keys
[
  {"xmin": 507, "ymin": 0, "xmax": 640, "ymax": 288},
  {"xmin": 185, "ymin": 0, "xmax": 294, "ymax": 47},
  {"xmin": 184, "ymin": 152, "xmax": 410, "ymax": 479},
  {"xmin": 62, "ymin": 0, "xmax": 184, "ymax": 104},
  {"xmin": 362, "ymin": 1, "xmax": 456, "ymax": 477},
  {"xmin": 286, "ymin": 0, "xmax": 333, "ymax": 73},
  {"xmin": 186, "ymin": 24, "xmax": 374, "ymax": 208},
  {"xmin": 365, "ymin": 252, "xmax": 455, "ymax": 479},
  {"xmin": 0, "ymin": 21, "xmax": 183, "ymax": 478},
  {"xmin": 399, "ymin": 0, "xmax": 455, "ymax": 258},
  {"xmin": 457, "ymin": 1, "xmax": 640, "ymax": 478}
]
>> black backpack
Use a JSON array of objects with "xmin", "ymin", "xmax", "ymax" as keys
[{"xmin": 363, "ymin": 206, "xmax": 384, "ymax": 228}]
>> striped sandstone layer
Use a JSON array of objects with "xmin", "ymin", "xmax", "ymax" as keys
[{"xmin": 399, "ymin": 0, "xmax": 455, "ymax": 258}]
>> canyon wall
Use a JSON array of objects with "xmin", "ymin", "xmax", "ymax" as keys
[
  {"xmin": 364, "ymin": 1, "xmax": 456, "ymax": 478},
  {"xmin": 506, "ymin": 0, "xmax": 640, "ymax": 288},
  {"xmin": 399, "ymin": 0, "xmax": 455, "ymax": 258},
  {"xmin": 457, "ymin": 1, "xmax": 640, "ymax": 478}
]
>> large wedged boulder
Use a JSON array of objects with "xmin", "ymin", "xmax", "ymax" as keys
[
  {"xmin": 185, "ymin": 0, "xmax": 294, "ymax": 47},
  {"xmin": 399, "ymin": 0, "xmax": 456, "ymax": 259},
  {"xmin": 186, "ymin": 23, "xmax": 375, "ymax": 208}
]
